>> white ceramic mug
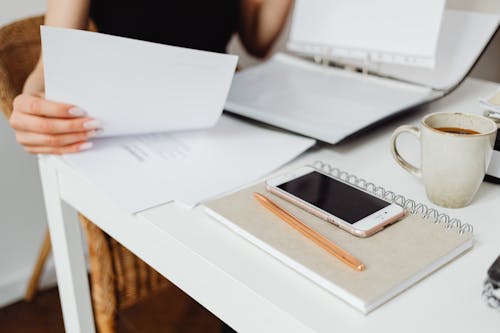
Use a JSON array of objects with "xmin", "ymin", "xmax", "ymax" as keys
[{"xmin": 391, "ymin": 112, "xmax": 497, "ymax": 208}]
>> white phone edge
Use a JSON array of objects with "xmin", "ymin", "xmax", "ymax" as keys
[{"xmin": 265, "ymin": 166, "xmax": 406, "ymax": 237}]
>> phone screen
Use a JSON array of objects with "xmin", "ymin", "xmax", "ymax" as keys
[{"xmin": 277, "ymin": 171, "xmax": 390, "ymax": 224}]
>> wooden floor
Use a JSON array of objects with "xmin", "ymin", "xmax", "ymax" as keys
[{"xmin": 0, "ymin": 285, "xmax": 221, "ymax": 333}]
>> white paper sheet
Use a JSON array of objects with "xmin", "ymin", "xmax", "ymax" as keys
[
  {"xmin": 41, "ymin": 26, "xmax": 238, "ymax": 137},
  {"xmin": 288, "ymin": 0, "xmax": 445, "ymax": 68},
  {"xmin": 63, "ymin": 115, "xmax": 315, "ymax": 213}
]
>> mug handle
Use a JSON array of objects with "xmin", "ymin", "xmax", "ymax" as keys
[{"xmin": 390, "ymin": 125, "xmax": 422, "ymax": 178}]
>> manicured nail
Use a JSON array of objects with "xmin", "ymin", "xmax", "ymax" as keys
[
  {"xmin": 79, "ymin": 142, "xmax": 93, "ymax": 151},
  {"xmin": 86, "ymin": 130, "xmax": 98, "ymax": 138},
  {"xmin": 83, "ymin": 120, "xmax": 101, "ymax": 130},
  {"xmin": 87, "ymin": 129, "xmax": 104, "ymax": 138},
  {"xmin": 68, "ymin": 107, "xmax": 87, "ymax": 117}
]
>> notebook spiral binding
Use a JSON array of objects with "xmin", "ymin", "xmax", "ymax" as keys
[{"xmin": 311, "ymin": 161, "xmax": 474, "ymax": 234}]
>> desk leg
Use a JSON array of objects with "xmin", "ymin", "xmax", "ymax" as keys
[{"xmin": 38, "ymin": 156, "xmax": 95, "ymax": 333}]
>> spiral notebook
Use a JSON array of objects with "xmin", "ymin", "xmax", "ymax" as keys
[{"xmin": 204, "ymin": 162, "xmax": 474, "ymax": 314}]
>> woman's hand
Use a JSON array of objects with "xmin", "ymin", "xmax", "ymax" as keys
[{"xmin": 9, "ymin": 94, "xmax": 100, "ymax": 154}]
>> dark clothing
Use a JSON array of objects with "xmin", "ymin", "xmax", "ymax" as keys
[
  {"xmin": 89, "ymin": 0, "xmax": 239, "ymax": 53},
  {"xmin": 89, "ymin": 2, "xmax": 240, "ymax": 331}
]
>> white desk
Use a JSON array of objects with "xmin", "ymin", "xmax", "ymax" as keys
[{"xmin": 40, "ymin": 78, "xmax": 500, "ymax": 333}]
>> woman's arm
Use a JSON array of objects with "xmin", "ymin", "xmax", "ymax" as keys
[
  {"xmin": 238, "ymin": 0, "xmax": 293, "ymax": 58},
  {"xmin": 10, "ymin": 0, "xmax": 99, "ymax": 154},
  {"xmin": 25, "ymin": 0, "xmax": 90, "ymax": 94}
]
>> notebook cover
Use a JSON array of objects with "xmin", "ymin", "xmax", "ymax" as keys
[{"xmin": 204, "ymin": 182, "xmax": 473, "ymax": 313}]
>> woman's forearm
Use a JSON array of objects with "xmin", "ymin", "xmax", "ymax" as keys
[
  {"xmin": 254, "ymin": 0, "xmax": 292, "ymax": 54},
  {"xmin": 239, "ymin": 0, "xmax": 293, "ymax": 57},
  {"xmin": 45, "ymin": 0, "xmax": 91, "ymax": 31},
  {"xmin": 22, "ymin": 60, "xmax": 44, "ymax": 94},
  {"xmin": 23, "ymin": 0, "xmax": 91, "ymax": 94}
]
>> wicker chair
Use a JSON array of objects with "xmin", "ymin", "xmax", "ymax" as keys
[{"xmin": 0, "ymin": 16, "xmax": 171, "ymax": 333}]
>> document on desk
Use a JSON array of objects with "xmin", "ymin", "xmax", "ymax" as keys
[
  {"xmin": 41, "ymin": 26, "xmax": 238, "ymax": 137},
  {"xmin": 63, "ymin": 115, "xmax": 315, "ymax": 213}
]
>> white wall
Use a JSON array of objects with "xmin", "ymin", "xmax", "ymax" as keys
[
  {"xmin": 0, "ymin": 0, "xmax": 499, "ymax": 309},
  {"xmin": 0, "ymin": 0, "xmax": 46, "ymax": 26},
  {"xmin": 0, "ymin": 107, "xmax": 58, "ymax": 306},
  {"xmin": 0, "ymin": 0, "xmax": 56, "ymax": 307}
]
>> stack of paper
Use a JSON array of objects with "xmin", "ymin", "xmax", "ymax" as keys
[
  {"xmin": 42, "ymin": 27, "xmax": 316, "ymax": 213},
  {"xmin": 64, "ymin": 115, "xmax": 315, "ymax": 212}
]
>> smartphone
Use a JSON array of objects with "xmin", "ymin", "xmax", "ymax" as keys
[{"xmin": 265, "ymin": 166, "xmax": 405, "ymax": 237}]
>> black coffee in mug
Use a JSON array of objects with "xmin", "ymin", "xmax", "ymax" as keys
[{"xmin": 436, "ymin": 127, "xmax": 480, "ymax": 135}]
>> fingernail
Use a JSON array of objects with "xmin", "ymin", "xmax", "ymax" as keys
[
  {"xmin": 87, "ymin": 129, "xmax": 103, "ymax": 138},
  {"xmin": 86, "ymin": 130, "xmax": 97, "ymax": 138},
  {"xmin": 83, "ymin": 120, "xmax": 101, "ymax": 130},
  {"xmin": 68, "ymin": 107, "xmax": 87, "ymax": 117},
  {"xmin": 79, "ymin": 142, "xmax": 93, "ymax": 151}
]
